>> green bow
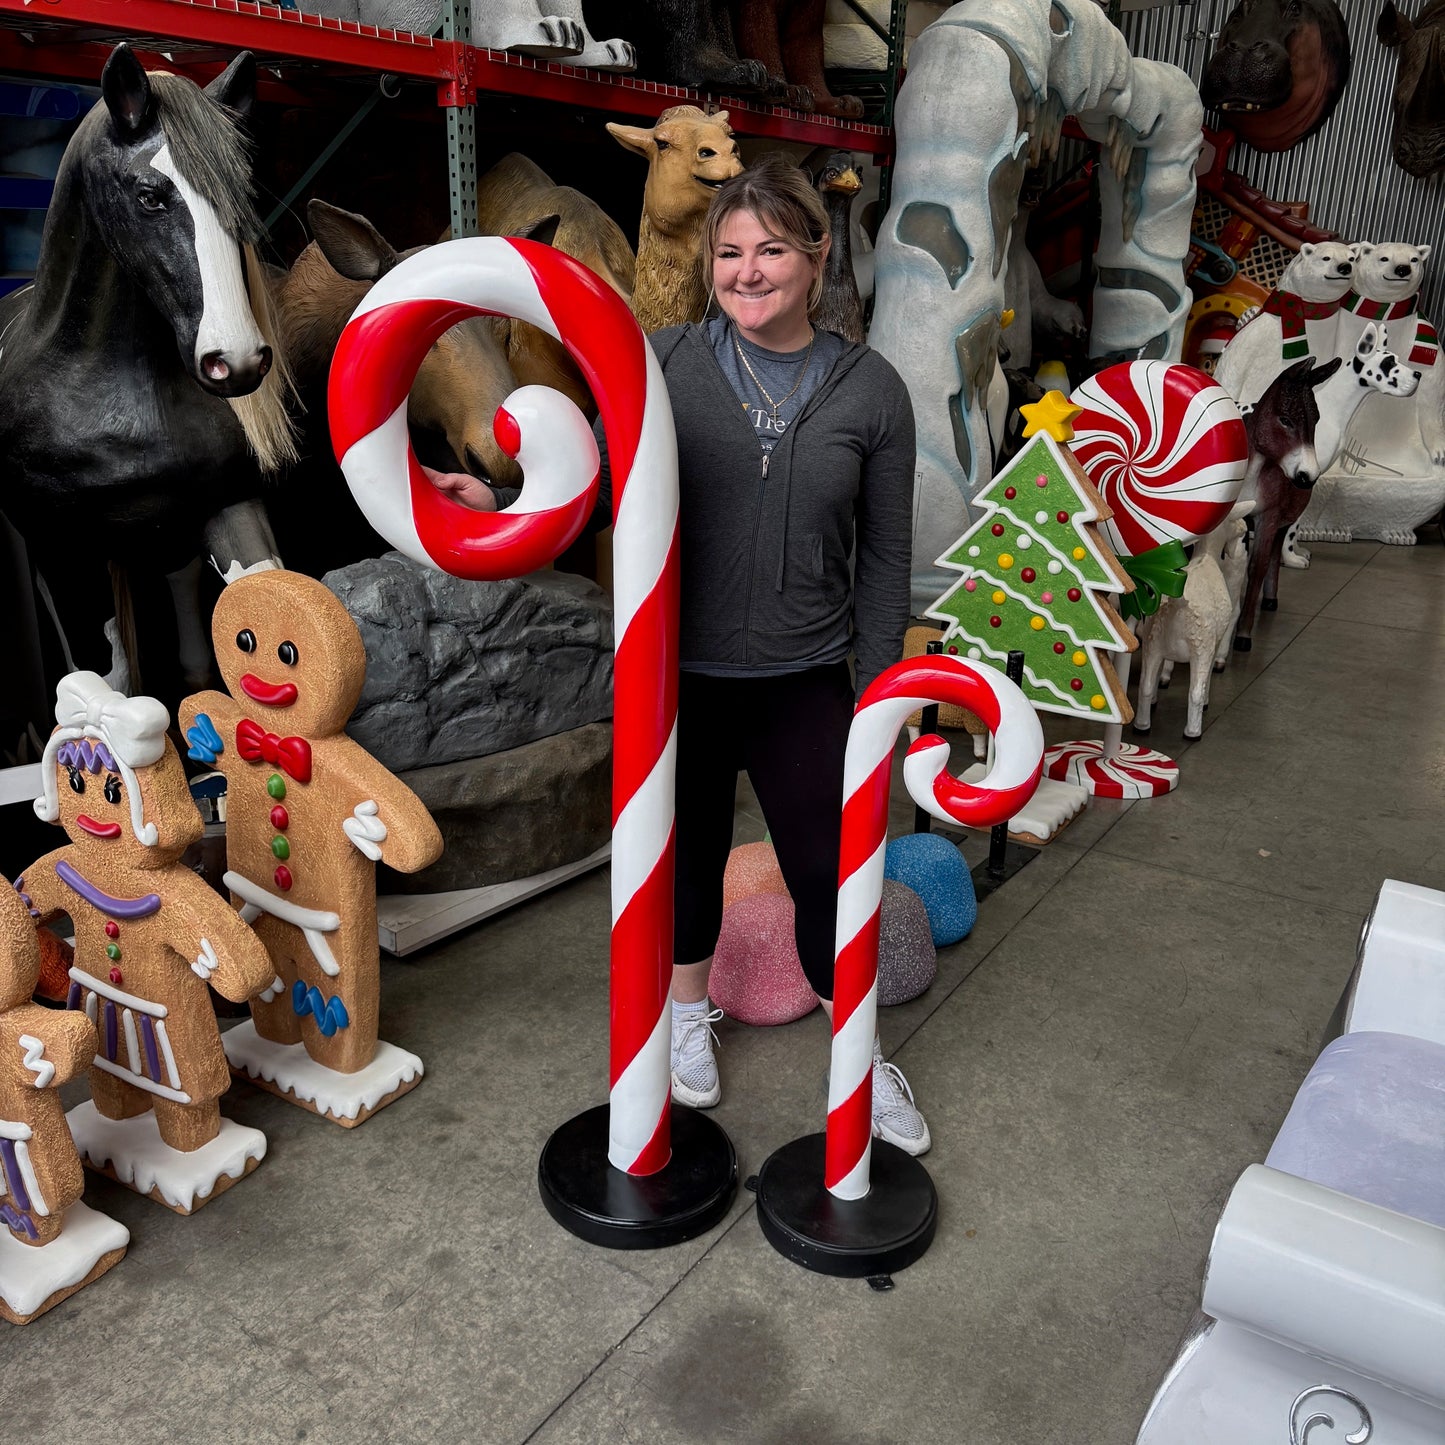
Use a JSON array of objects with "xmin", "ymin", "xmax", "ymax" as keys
[{"xmin": 1120, "ymin": 541, "xmax": 1189, "ymax": 621}]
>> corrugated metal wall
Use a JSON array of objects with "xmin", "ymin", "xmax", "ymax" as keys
[{"xmin": 1120, "ymin": 0, "xmax": 1445, "ymax": 317}]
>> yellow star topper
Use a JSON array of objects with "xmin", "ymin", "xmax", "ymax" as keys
[{"xmin": 1019, "ymin": 390, "xmax": 1082, "ymax": 443}]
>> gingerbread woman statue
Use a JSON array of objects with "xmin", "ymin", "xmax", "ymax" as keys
[
  {"xmin": 0, "ymin": 876, "xmax": 127, "ymax": 1324},
  {"xmin": 180, "ymin": 570, "xmax": 443, "ymax": 1126},
  {"xmin": 23, "ymin": 673, "xmax": 277, "ymax": 1214}
]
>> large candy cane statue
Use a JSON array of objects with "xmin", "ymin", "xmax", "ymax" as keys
[
  {"xmin": 330, "ymin": 239, "xmax": 734, "ymax": 1244},
  {"xmin": 757, "ymin": 654, "xmax": 1043, "ymax": 1276}
]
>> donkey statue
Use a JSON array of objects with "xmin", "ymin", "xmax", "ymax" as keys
[
  {"xmin": 1233, "ymin": 357, "xmax": 1342, "ymax": 651},
  {"xmin": 0, "ymin": 44, "xmax": 294, "ymax": 737}
]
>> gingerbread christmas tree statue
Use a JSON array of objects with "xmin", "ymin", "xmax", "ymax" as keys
[{"xmin": 926, "ymin": 392, "xmax": 1137, "ymax": 725}]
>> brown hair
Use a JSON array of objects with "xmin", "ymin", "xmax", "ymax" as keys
[{"xmin": 702, "ymin": 153, "xmax": 830, "ymax": 316}]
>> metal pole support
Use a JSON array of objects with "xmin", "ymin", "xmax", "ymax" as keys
[
  {"xmin": 912, "ymin": 638, "xmax": 943, "ymax": 836},
  {"xmin": 439, "ymin": 0, "xmax": 477, "ymax": 240}
]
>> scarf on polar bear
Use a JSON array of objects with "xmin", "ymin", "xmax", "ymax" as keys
[
  {"xmin": 1340, "ymin": 292, "xmax": 1439, "ymax": 369},
  {"xmin": 1260, "ymin": 289, "xmax": 1343, "ymax": 359}
]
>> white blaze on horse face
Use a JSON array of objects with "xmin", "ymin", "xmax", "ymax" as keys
[{"xmin": 150, "ymin": 144, "xmax": 264, "ymax": 381}]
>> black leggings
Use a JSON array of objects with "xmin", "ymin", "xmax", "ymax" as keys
[{"xmin": 674, "ymin": 664, "xmax": 854, "ymax": 1000}]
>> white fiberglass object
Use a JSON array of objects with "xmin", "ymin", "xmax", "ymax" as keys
[{"xmin": 1136, "ymin": 877, "xmax": 1445, "ymax": 1444}]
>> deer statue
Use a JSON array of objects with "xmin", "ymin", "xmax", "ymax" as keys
[
  {"xmin": 1134, "ymin": 503, "xmax": 1251, "ymax": 739},
  {"xmin": 607, "ymin": 106, "xmax": 743, "ymax": 333},
  {"xmin": 1232, "ymin": 356, "xmax": 1341, "ymax": 652}
]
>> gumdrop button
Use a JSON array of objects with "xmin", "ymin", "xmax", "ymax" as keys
[
  {"xmin": 274, "ymin": 864, "xmax": 293, "ymax": 891},
  {"xmin": 267, "ymin": 774, "xmax": 287, "ymax": 801},
  {"xmin": 105, "ymin": 943, "xmax": 121, "ymax": 962},
  {"xmin": 270, "ymin": 805, "xmax": 289, "ymax": 831},
  {"xmin": 109, "ymin": 966, "xmax": 123, "ymax": 986},
  {"xmin": 104, "ymin": 921, "xmax": 119, "ymax": 939},
  {"xmin": 272, "ymin": 837, "xmax": 290, "ymax": 861}
]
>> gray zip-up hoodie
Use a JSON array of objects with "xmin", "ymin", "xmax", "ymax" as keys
[{"xmin": 597, "ymin": 322, "xmax": 916, "ymax": 695}]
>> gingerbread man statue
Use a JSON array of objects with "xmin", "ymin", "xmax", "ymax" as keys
[
  {"xmin": 23, "ymin": 673, "xmax": 277, "ymax": 1213},
  {"xmin": 180, "ymin": 570, "xmax": 443, "ymax": 1126},
  {"xmin": 0, "ymin": 876, "xmax": 127, "ymax": 1324}
]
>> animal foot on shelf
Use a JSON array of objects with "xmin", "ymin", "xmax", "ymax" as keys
[
  {"xmin": 1378, "ymin": 530, "xmax": 1420, "ymax": 545},
  {"xmin": 578, "ymin": 37, "xmax": 636, "ymax": 70},
  {"xmin": 699, "ymin": 56, "xmax": 770, "ymax": 92},
  {"xmin": 538, "ymin": 17, "xmax": 583, "ymax": 50}
]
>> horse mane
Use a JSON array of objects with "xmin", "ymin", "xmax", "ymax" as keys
[
  {"xmin": 231, "ymin": 244, "xmax": 301, "ymax": 475},
  {"xmin": 150, "ymin": 71, "xmax": 300, "ymax": 474},
  {"xmin": 149, "ymin": 72, "xmax": 259, "ymax": 243}
]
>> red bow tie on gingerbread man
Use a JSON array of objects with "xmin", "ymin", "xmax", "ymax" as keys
[{"xmin": 236, "ymin": 720, "xmax": 312, "ymax": 784}]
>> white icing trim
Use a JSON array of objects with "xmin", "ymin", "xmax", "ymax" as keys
[
  {"xmin": 0, "ymin": 1120, "xmax": 34, "ymax": 1142},
  {"xmin": 0, "ymin": 1200, "xmax": 129, "ymax": 1318},
  {"xmin": 18, "ymin": 1034, "xmax": 55, "ymax": 1089},
  {"xmin": 257, "ymin": 975, "xmax": 285, "ymax": 1004},
  {"xmin": 154, "ymin": 1021, "xmax": 182, "ymax": 1091},
  {"xmin": 84, "ymin": 992, "xmax": 97, "ymax": 1025},
  {"xmin": 192, "ymin": 937, "xmax": 219, "ymax": 982},
  {"xmin": 223, "ymin": 872, "xmax": 342, "ymax": 977},
  {"xmin": 66, "ymin": 1101, "xmax": 263, "ymax": 1212},
  {"xmin": 14, "ymin": 1137, "xmax": 47, "ymax": 1217},
  {"xmin": 90, "ymin": 1054, "xmax": 191, "ymax": 1105},
  {"xmin": 69, "ymin": 967, "xmax": 168, "ymax": 1017},
  {"xmin": 121, "ymin": 1010, "xmax": 140, "ymax": 1075},
  {"xmin": 223, "ymin": 1023, "xmax": 423, "ymax": 1122}
]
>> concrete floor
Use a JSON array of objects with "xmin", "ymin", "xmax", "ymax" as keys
[{"xmin": 6, "ymin": 539, "xmax": 1443, "ymax": 1444}]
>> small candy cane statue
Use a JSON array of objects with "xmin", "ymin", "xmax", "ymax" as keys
[
  {"xmin": 331, "ymin": 236, "xmax": 736, "ymax": 1246},
  {"xmin": 757, "ymin": 653, "xmax": 1043, "ymax": 1276}
]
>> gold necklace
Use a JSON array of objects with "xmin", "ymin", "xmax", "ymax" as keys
[{"xmin": 733, "ymin": 326, "xmax": 815, "ymax": 427}]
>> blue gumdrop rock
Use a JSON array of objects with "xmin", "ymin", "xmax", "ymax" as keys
[{"xmin": 883, "ymin": 832, "xmax": 977, "ymax": 946}]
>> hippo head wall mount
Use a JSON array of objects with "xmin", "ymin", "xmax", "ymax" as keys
[
  {"xmin": 1202, "ymin": 0, "xmax": 1352, "ymax": 152},
  {"xmin": 1379, "ymin": 0, "xmax": 1445, "ymax": 176}
]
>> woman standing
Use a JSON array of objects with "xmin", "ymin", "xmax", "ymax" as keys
[{"xmin": 444, "ymin": 155, "xmax": 924, "ymax": 1150}]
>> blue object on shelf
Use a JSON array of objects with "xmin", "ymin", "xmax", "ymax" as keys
[
  {"xmin": 0, "ymin": 82, "xmax": 89, "ymax": 121},
  {"xmin": 0, "ymin": 177, "xmax": 55, "ymax": 209},
  {"xmin": 884, "ymin": 832, "xmax": 977, "ymax": 946}
]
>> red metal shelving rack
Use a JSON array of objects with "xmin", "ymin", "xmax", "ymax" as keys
[{"xmin": 0, "ymin": 0, "xmax": 894, "ymax": 153}]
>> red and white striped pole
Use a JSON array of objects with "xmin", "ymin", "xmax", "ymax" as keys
[
  {"xmin": 328, "ymin": 238, "xmax": 686, "ymax": 1182},
  {"xmin": 827, "ymin": 655, "xmax": 1043, "ymax": 1199},
  {"xmin": 757, "ymin": 653, "xmax": 1041, "ymax": 1277}
]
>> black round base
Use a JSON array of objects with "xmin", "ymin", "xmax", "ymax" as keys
[
  {"xmin": 755, "ymin": 1133, "xmax": 937, "ymax": 1278},
  {"xmin": 1233, "ymin": 635, "xmax": 1253, "ymax": 652},
  {"xmin": 1261, "ymin": 597, "xmax": 1279, "ymax": 612},
  {"xmin": 538, "ymin": 1104, "xmax": 737, "ymax": 1249}
]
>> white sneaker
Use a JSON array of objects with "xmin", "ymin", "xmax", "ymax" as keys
[
  {"xmin": 671, "ymin": 1005, "xmax": 724, "ymax": 1108},
  {"xmin": 871, "ymin": 1043, "xmax": 931, "ymax": 1156}
]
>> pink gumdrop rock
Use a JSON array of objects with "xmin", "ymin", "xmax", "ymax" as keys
[
  {"xmin": 709, "ymin": 894, "xmax": 817, "ymax": 1026},
  {"xmin": 722, "ymin": 841, "xmax": 789, "ymax": 909},
  {"xmin": 877, "ymin": 880, "xmax": 938, "ymax": 1006}
]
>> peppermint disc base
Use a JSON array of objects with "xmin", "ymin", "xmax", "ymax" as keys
[
  {"xmin": 1043, "ymin": 739, "xmax": 1180, "ymax": 799},
  {"xmin": 538, "ymin": 1104, "xmax": 738, "ymax": 1250},
  {"xmin": 755, "ymin": 1133, "xmax": 937, "ymax": 1279}
]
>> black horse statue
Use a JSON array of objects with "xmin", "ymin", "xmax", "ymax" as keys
[{"xmin": 0, "ymin": 42, "xmax": 295, "ymax": 754}]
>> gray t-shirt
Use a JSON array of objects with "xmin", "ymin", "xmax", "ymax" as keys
[{"xmin": 707, "ymin": 316, "xmax": 845, "ymax": 456}]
